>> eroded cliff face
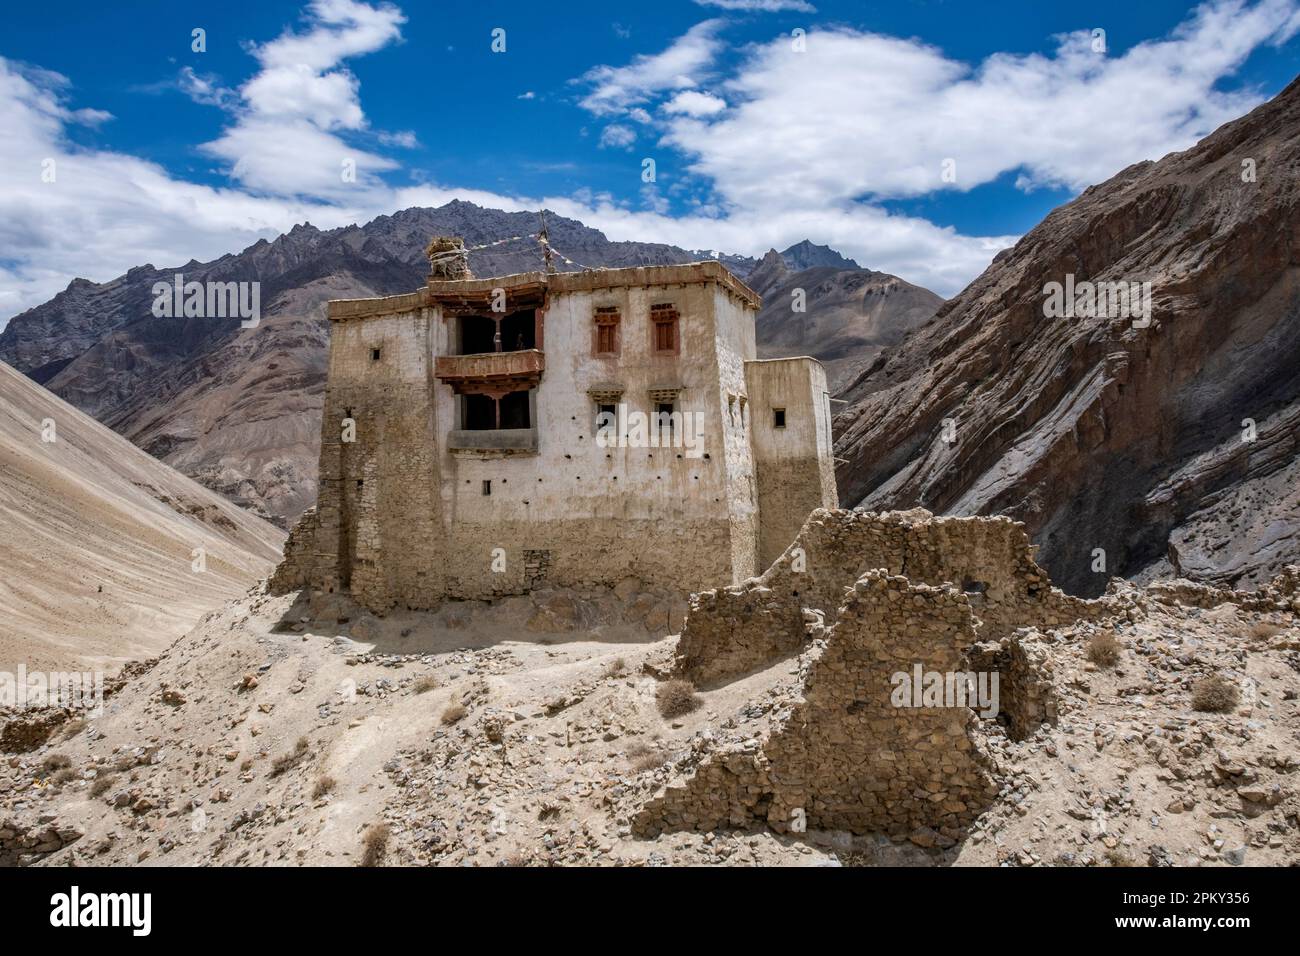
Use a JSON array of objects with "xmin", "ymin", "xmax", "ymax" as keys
[{"xmin": 834, "ymin": 76, "xmax": 1300, "ymax": 595}]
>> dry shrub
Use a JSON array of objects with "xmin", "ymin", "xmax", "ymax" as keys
[
  {"xmin": 58, "ymin": 719, "xmax": 87, "ymax": 741},
  {"xmin": 312, "ymin": 775, "xmax": 337, "ymax": 799},
  {"xmin": 360, "ymin": 823, "xmax": 390, "ymax": 867},
  {"xmin": 1192, "ymin": 675, "xmax": 1240, "ymax": 713},
  {"xmin": 1104, "ymin": 849, "xmax": 1137, "ymax": 867},
  {"xmin": 605, "ymin": 657, "xmax": 628, "ymax": 678},
  {"xmin": 1086, "ymin": 632, "xmax": 1121, "ymax": 668},
  {"xmin": 627, "ymin": 741, "xmax": 667, "ymax": 773},
  {"xmin": 41, "ymin": 753, "xmax": 72, "ymax": 772},
  {"xmin": 52, "ymin": 767, "xmax": 78, "ymax": 786},
  {"xmin": 440, "ymin": 702, "xmax": 467, "ymax": 725},
  {"xmin": 412, "ymin": 675, "xmax": 438, "ymax": 695},
  {"xmin": 89, "ymin": 774, "xmax": 115, "ymax": 798},
  {"xmin": 655, "ymin": 679, "xmax": 701, "ymax": 719},
  {"xmin": 270, "ymin": 736, "xmax": 310, "ymax": 777}
]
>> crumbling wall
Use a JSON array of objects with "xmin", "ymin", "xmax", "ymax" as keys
[
  {"xmin": 268, "ymin": 506, "xmax": 321, "ymax": 594},
  {"xmin": 675, "ymin": 508, "xmax": 1105, "ymax": 686},
  {"xmin": 637, "ymin": 571, "xmax": 998, "ymax": 838}
]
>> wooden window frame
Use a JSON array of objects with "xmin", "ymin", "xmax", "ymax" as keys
[
  {"xmin": 650, "ymin": 303, "xmax": 680, "ymax": 355},
  {"xmin": 593, "ymin": 307, "xmax": 621, "ymax": 356}
]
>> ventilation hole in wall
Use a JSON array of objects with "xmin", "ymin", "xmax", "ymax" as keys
[
  {"xmin": 703, "ymin": 453, "xmax": 711, "ymax": 460},
  {"xmin": 356, "ymin": 479, "xmax": 363, "ymax": 489},
  {"xmin": 370, "ymin": 347, "xmax": 382, "ymax": 361},
  {"xmin": 693, "ymin": 475, "xmax": 699, "ymax": 480},
  {"xmin": 482, "ymin": 480, "xmax": 491, "ymax": 496},
  {"xmin": 579, "ymin": 435, "xmax": 584, "ymax": 440},
  {"xmin": 676, "ymin": 453, "xmax": 683, "ymax": 459},
  {"xmin": 564, "ymin": 454, "xmax": 572, "ymax": 460}
]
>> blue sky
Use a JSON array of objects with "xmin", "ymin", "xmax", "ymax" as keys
[{"xmin": 2, "ymin": 0, "xmax": 1299, "ymax": 324}]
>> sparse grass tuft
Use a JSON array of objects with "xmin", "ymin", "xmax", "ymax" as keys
[
  {"xmin": 269, "ymin": 736, "xmax": 311, "ymax": 777},
  {"xmin": 1086, "ymin": 632, "xmax": 1121, "ymax": 668},
  {"xmin": 440, "ymin": 702, "xmax": 467, "ymax": 725},
  {"xmin": 605, "ymin": 657, "xmax": 628, "ymax": 678},
  {"xmin": 41, "ymin": 753, "xmax": 72, "ymax": 772},
  {"xmin": 312, "ymin": 775, "xmax": 337, "ymax": 799},
  {"xmin": 412, "ymin": 675, "xmax": 438, "ymax": 695},
  {"xmin": 1104, "ymin": 849, "xmax": 1137, "ymax": 867},
  {"xmin": 1192, "ymin": 674, "xmax": 1240, "ymax": 713},
  {"xmin": 655, "ymin": 679, "xmax": 701, "ymax": 719},
  {"xmin": 627, "ymin": 741, "xmax": 668, "ymax": 773},
  {"xmin": 51, "ymin": 767, "xmax": 78, "ymax": 786},
  {"xmin": 360, "ymin": 823, "xmax": 391, "ymax": 867}
]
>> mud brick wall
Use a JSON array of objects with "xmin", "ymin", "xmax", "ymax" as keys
[
  {"xmin": 637, "ymin": 571, "xmax": 998, "ymax": 837},
  {"xmin": 675, "ymin": 508, "xmax": 1104, "ymax": 686}
]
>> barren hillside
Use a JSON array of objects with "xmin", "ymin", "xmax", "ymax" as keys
[{"xmin": 0, "ymin": 361, "xmax": 284, "ymax": 672}]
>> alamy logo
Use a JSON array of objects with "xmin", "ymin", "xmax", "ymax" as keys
[
  {"xmin": 890, "ymin": 664, "xmax": 1000, "ymax": 719},
  {"xmin": 49, "ymin": 886, "xmax": 151, "ymax": 936},
  {"xmin": 0, "ymin": 665, "xmax": 103, "ymax": 717},
  {"xmin": 1042, "ymin": 274, "xmax": 1152, "ymax": 326},
  {"xmin": 151, "ymin": 273, "xmax": 260, "ymax": 328},
  {"xmin": 595, "ymin": 404, "xmax": 705, "ymax": 458}
]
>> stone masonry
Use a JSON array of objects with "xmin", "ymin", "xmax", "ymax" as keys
[
  {"xmin": 674, "ymin": 507, "xmax": 1103, "ymax": 687},
  {"xmin": 636, "ymin": 570, "xmax": 999, "ymax": 838}
]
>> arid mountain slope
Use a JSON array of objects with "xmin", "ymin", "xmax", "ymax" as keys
[
  {"xmin": 749, "ymin": 248, "xmax": 944, "ymax": 391},
  {"xmin": 0, "ymin": 205, "xmax": 932, "ymax": 526},
  {"xmin": 834, "ymin": 75, "xmax": 1300, "ymax": 595},
  {"xmin": 0, "ymin": 361, "xmax": 284, "ymax": 671}
]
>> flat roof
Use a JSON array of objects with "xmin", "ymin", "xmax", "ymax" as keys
[{"xmin": 328, "ymin": 260, "xmax": 760, "ymax": 321}]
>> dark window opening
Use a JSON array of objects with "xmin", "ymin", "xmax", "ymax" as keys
[
  {"xmin": 463, "ymin": 390, "xmax": 531, "ymax": 431},
  {"xmin": 356, "ymin": 479, "xmax": 363, "ymax": 489},
  {"xmin": 597, "ymin": 403, "xmax": 617, "ymax": 429},
  {"xmin": 482, "ymin": 480, "xmax": 492, "ymax": 496},
  {"xmin": 370, "ymin": 347, "xmax": 381, "ymax": 361},
  {"xmin": 500, "ymin": 310, "xmax": 536, "ymax": 351},
  {"xmin": 457, "ymin": 311, "xmax": 536, "ymax": 355},
  {"xmin": 773, "ymin": 408, "xmax": 786, "ymax": 428},
  {"xmin": 500, "ymin": 390, "xmax": 530, "ymax": 428},
  {"xmin": 459, "ymin": 315, "xmax": 496, "ymax": 355},
  {"xmin": 655, "ymin": 401, "xmax": 675, "ymax": 439}
]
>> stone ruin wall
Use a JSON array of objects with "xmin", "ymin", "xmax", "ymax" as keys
[
  {"xmin": 636, "ymin": 571, "xmax": 999, "ymax": 838},
  {"xmin": 674, "ymin": 507, "xmax": 1105, "ymax": 688}
]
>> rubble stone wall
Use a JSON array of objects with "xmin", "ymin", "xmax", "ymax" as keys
[
  {"xmin": 637, "ymin": 571, "xmax": 998, "ymax": 837},
  {"xmin": 675, "ymin": 508, "xmax": 1104, "ymax": 686}
]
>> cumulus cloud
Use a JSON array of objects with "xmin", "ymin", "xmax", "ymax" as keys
[
  {"xmin": 660, "ymin": 0, "xmax": 1300, "ymax": 210},
  {"xmin": 663, "ymin": 90, "xmax": 727, "ymax": 116},
  {"xmin": 577, "ymin": 19, "xmax": 725, "ymax": 116},
  {"xmin": 3, "ymin": 0, "xmax": 1299, "ymax": 326},
  {"xmin": 199, "ymin": 0, "xmax": 406, "ymax": 197}
]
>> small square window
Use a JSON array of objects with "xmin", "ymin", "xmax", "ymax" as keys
[
  {"xmin": 370, "ymin": 347, "xmax": 382, "ymax": 361},
  {"xmin": 482, "ymin": 480, "xmax": 492, "ymax": 496},
  {"xmin": 773, "ymin": 408, "xmax": 786, "ymax": 428}
]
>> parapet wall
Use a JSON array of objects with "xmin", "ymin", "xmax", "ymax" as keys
[
  {"xmin": 636, "ymin": 571, "xmax": 998, "ymax": 837},
  {"xmin": 674, "ymin": 508, "xmax": 1103, "ymax": 687}
]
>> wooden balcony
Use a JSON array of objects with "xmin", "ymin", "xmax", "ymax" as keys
[{"xmin": 434, "ymin": 349, "xmax": 544, "ymax": 395}]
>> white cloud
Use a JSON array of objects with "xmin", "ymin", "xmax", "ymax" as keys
[
  {"xmin": 3, "ymin": 0, "xmax": 1299, "ymax": 331},
  {"xmin": 663, "ymin": 90, "xmax": 727, "ymax": 116},
  {"xmin": 577, "ymin": 19, "xmax": 725, "ymax": 116},
  {"xmin": 199, "ymin": 0, "xmax": 406, "ymax": 197},
  {"xmin": 659, "ymin": 0, "xmax": 1300, "ymax": 211},
  {"xmin": 598, "ymin": 124, "xmax": 637, "ymax": 149},
  {"xmin": 694, "ymin": 0, "xmax": 816, "ymax": 11},
  {"xmin": 517, "ymin": 90, "xmax": 536, "ymax": 100}
]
